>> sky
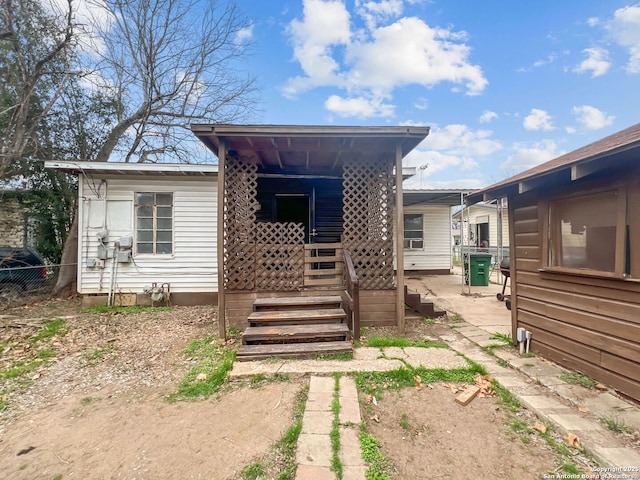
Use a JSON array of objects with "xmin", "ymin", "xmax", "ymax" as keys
[{"xmin": 231, "ymin": 0, "xmax": 640, "ymax": 190}]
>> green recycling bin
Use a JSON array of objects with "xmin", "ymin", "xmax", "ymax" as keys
[{"xmin": 464, "ymin": 253, "xmax": 492, "ymax": 286}]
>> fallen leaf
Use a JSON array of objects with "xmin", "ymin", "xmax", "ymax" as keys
[
  {"xmin": 370, "ymin": 414, "xmax": 380, "ymax": 423},
  {"xmin": 594, "ymin": 383, "xmax": 608, "ymax": 391},
  {"xmin": 563, "ymin": 433, "xmax": 581, "ymax": 449},
  {"xmin": 364, "ymin": 394, "xmax": 372, "ymax": 404},
  {"xmin": 449, "ymin": 385, "xmax": 460, "ymax": 394},
  {"xmin": 371, "ymin": 384, "xmax": 378, "ymax": 390},
  {"xmin": 195, "ymin": 373, "xmax": 207, "ymax": 382},
  {"xmin": 578, "ymin": 406, "xmax": 590, "ymax": 413},
  {"xmin": 413, "ymin": 375, "xmax": 422, "ymax": 384},
  {"xmin": 533, "ymin": 423, "xmax": 547, "ymax": 433}
]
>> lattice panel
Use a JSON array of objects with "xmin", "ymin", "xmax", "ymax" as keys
[
  {"xmin": 342, "ymin": 158, "xmax": 395, "ymax": 289},
  {"xmin": 224, "ymin": 158, "xmax": 258, "ymax": 290},
  {"xmin": 255, "ymin": 222, "xmax": 305, "ymax": 291}
]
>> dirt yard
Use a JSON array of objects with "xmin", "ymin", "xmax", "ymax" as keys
[{"xmin": 0, "ymin": 298, "xmax": 595, "ymax": 479}]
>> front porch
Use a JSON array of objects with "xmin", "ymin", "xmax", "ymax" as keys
[{"xmin": 191, "ymin": 124, "xmax": 431, "ymax": 348}]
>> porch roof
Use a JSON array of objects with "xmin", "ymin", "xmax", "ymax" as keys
[{"xmin": 190, "ymin": 124, "xmax": 429, "ymax": 171}]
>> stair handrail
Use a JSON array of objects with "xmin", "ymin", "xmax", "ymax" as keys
[{"xmin": 343, "ymin": 249, "xmax": 360, "ymax": 340}]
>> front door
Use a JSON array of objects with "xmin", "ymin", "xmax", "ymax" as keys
[{"xmin": 275, "ymin": 193, "xmax": 315, "ymax": 243}]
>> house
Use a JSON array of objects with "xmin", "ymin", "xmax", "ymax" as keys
[
  {"xmin": 45, "ymin": 161, "xmax": 219, "ymax": 306},
  {"xmin": 48, "ymin": 125, "xmax": 430, "ymax": 345},
  {"xmin": 0, "ymin": 191, "xmax": 30, "ymax": 247},
  {"xmin": 452, "ymin": 200, "xmax": 509, "ymax": 259},
  {"xmin": 402, "ymin": 189, "xmax": 471, "ymax": 274},
  {"xmin": 466, "ymin": 123, "xmax": 640, "ymax": 401}
]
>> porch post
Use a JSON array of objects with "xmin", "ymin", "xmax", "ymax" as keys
[
  {"xmin": 395, "ymin": 144, "xmax": 405, "ymax": 334},
  {"xmin": 217, "ymin": 141, "xmax": 226, "ymax": 340}
]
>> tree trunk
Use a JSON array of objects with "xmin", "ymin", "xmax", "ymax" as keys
[{"xmin": 53, "ymin": 214, "xmax": 78, "ymax": 295}]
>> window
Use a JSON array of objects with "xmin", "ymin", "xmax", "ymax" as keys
[
  {"xmin": 135, "ymin": 192, "xmax": 173, "ymax": 254},
  {"xmin": 548, "ymin": 188, "xmax": 628, "ymax": 276},
  {"xmin": 403, "ymin": 214, "xmax": 423, "ymax": 249}
]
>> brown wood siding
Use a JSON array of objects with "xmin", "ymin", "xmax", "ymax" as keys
[{"xmin": 510, "ymin": 174, "xmax": 640, "ymax": 402}]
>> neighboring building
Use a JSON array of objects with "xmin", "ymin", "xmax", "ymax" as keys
[
  {"xmin": 402, "ymin": 189, "xmax": 471, "ymax": 274},
  {"xmin": 45, "ymin": 161, "xmax": 219, "ymax": 306},
  {"xmin": 466, "ymin": 122, "xmax": 640, "ymax": 402},
  {"xmin": 452, "ymin": 200, "xmax": 509, "ymax": 249},
  {"xmin": 0, "ymin": 193, "xmax": 29, "ymax": 247}
]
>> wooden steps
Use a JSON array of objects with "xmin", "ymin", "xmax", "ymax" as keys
[
  {"xmin": 243, "ymin": 323, "xmax": 350, "ymax": 344},
  {"xmin": 253, "ymin": 295, "xmax": 343, "ymax": 311},
  {"xmin": 404, "ymin": 285, "xmax": 447, "ymax": 318},
  {"xmin": 248, "ymin": 308, "xmax": 347, "ymax": 326},
  {"xmin": 236, "ymin": 295, "xmax": 353, "ymax": 362}
]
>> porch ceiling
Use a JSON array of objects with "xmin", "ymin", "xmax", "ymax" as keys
[{"xmin": 191, "ymin": 124, "xmax": 429, "ymax": 171}]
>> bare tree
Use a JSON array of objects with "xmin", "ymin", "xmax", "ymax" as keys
[
  {"xmin": 0, "ymin": 0, "xmax": 76, "ymax": 179},
  {"xmin": 53, "ymin": 0, "xmax": 258, "ymax": 293},
  {"xmin": 89, "ymin": 0, "xmax": 257, "ymax": 164}
]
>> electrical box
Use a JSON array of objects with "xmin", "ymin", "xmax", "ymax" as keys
[
  {"xmin": 97, "ymin": 244, "xmax": 109, "ymax": 260},
  {"xmin": 117, "ymin": 251, "xmax": 131, "ymax": 263},
  {"xmin": 119, "ymin": 236, "xmax": 133, "ymax": 249},
  {"xmin": 87, "ymin": 258, "xmax": 96, "ymax": 268}
]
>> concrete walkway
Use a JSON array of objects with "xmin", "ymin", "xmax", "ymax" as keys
[
  {"xmin": 295, "ymin": 376, "xmax": 366, "ymax": 480},
  {"xmin": 229, "ymin": 272, "xmax": 640, "ymax": 477}
]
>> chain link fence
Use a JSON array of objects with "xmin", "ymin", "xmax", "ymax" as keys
[{"xmin": 0, "ymin": 260, "xmax": 75, "ymax": 307}]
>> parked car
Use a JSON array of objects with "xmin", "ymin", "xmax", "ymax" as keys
[{"xmin": 0, "ymin": 247, "xmax": 48, "ymax": 300}]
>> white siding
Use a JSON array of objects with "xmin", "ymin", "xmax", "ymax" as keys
[
  {"xmin": 403, "ymin": 205, "xmax": 452, "ymax": 271},
  {"xmin": 77, "ymin": 175, "xmax": 217, "ymax": 294},
  {"xmin": 459, "ymin": 206, "xmax": 510, "ymax": 248}
]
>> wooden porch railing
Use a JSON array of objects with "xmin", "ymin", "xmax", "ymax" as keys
[
  {"xmin": 343, "ymin": 249, "xmax": 360, "ymax": 341},
  {"xmin": 303, "ymin": 243, "xmax": 344, "ymax": 287}
]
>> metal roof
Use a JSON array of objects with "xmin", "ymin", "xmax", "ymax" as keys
[
  {"xmin": 467, "ymin": 122, "xmax": 640, "ymax": 204},
  {"xmin": 45, "ymin": 161, "xmax": 218, "ymax": 176},
  {"xmin": 403, "ymin": 189, "xmax": 473, "ymax": 207}
]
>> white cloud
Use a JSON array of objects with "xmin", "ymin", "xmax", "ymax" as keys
[
  {"xmin": 501, "ymin": 140, "xmax": 563, "ymax": 174},
  {"xmin": 573, "ymin": 47, "xmax": 611, "ymax": 77},
  {"xmin": 355, "ymin": 0, "xmax": 404, "ymax": 30},
  {"xmin": 284, "ymin": 0, "xmax": 488, "ymax": 116},
  {"xmin": 479, "ymin": 110, "xmax": 497, "ymax": 123},
  {"xmin": 283, "ymin": 0, "xmax": 352, "ymax": 97},
  {"xmin": 587, "ymin": 17, "xmax": 600, "ymax": 27},
  {"xmin": 47, "ymin": 0, "xmax": 113, "ymax": 55},
  {"xmin": 533, "ymin": 53, "xmax": 558, "ymax": 68},
  {"xmin": 324, "ymin": 94, "xmax": 395, "ymax": 117},
  {"xmin": 345, "ymin": 17, "xmax": 487, "ymax": 95},
  {"xmin": 606, "ymin": 5, "xmax": 640, "ymax": 74},
  {"xmin": 414, "ymin": 98, "xmax": 429, "ymax": 110},
  {"xmin": 236, "ymin": 24, "xmax": 254, "ymax": 44},
  {"xmin": 572, "ymin": 105, "xmax": 615, "ymax": 130},
  {"xmin": 401, "ymin": 124, "xmax": 502, "ymax": 188},
  {"xmin": 426, "ymin": 124, "xmax": 501, "ymax": 157},
  {"xmin": 523, "ymin": 109, "xmax": 554, "ymax": 131}
]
